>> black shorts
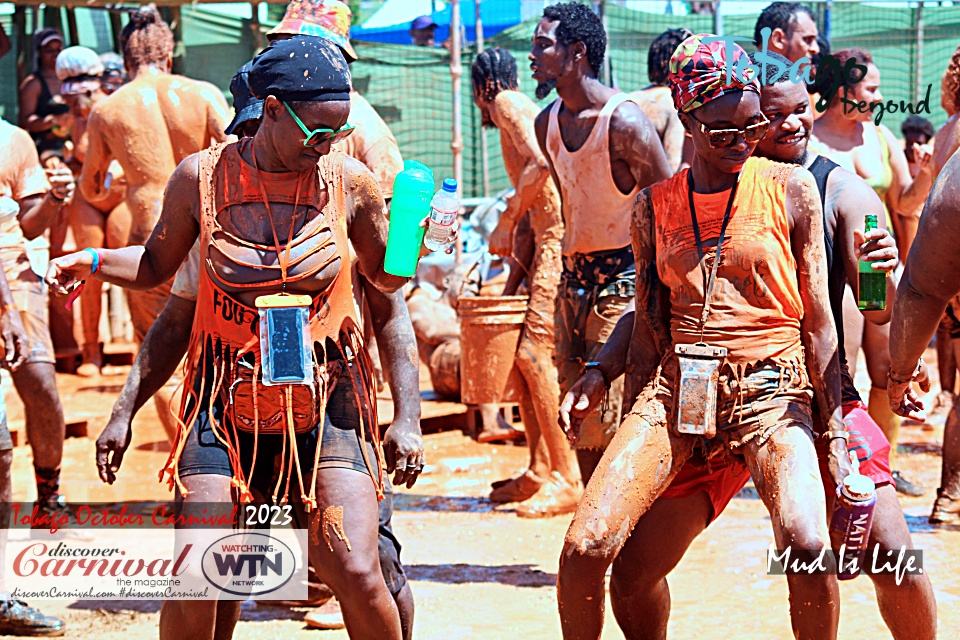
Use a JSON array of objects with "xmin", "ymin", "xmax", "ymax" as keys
[
  {"xmin": 177, "ymin": 374, "xmax": 407, "ymax": 594},
  {"xmin": 178, "ymin": 376, "xmax": 377, "ymax": 490}
]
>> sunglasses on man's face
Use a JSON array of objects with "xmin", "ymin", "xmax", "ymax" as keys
[
  {"xmin": 690, "ymin": 114, "xmax": 770, "ymax": 149},
  {"xmin": 283, "ymin": 102, "xmax": 355, "ymax": 148}
]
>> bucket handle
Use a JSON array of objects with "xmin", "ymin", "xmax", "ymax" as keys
[{"xmin": 455, "ymin": 254, "xmax": 486, "ymax": 310}]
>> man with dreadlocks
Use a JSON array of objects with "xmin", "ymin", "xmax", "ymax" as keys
[
  {"xmin": 630, "ymin": 28, "xmax": 692, "ymax": 173},
  {"xmin": 471, "ymin": 47, "xmax": 581, "ymax": 517},
  {"xmin": 78, "ymin": 6, "xmax": 229, "ymax": 440},
  {"xmin": 530, "ymin": 2, "xmax": 671, "ymax": 482}
]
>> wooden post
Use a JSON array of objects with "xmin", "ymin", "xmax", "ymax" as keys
[
  {"xmin": 475, "ymin": 0, "xmax": 489, "ymax": 197},
  {"xmin": 109, "ymin": 9, "xmax": 124, "ymax": 55},
  {"xmin": 915, "ymin": 4, "xmax": 924, "ymax": 103},
  {"xmin": 43, "ymin": 6, "xmax": 64, "ymax": 37},
  {"xmin": 168, "ymin": 6, "xmax": 184, "ymax": 75},
  {"xmin": 66, "ymin": 7, "xmax": 80, "ymax": 47},
  {"xmin": 598, "ymin": 1, "xmax": 611, "ymax": 86},
  {"xmin": 450, "ymin": 0, "xmax": 463, "ymax": 263},
  {"xmin": 250, "ymin": 2, "xmax": 265, "ymax": 58}
]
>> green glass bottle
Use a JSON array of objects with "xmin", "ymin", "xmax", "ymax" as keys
[{"xmin": 858, "ymin": 214, "xmax": 886, "ymax": 311}]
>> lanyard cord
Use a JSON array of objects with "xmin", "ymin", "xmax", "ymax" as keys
[
  {"xmin": 686, "ymin": 168, "xmax": 741, "ymax": 343},
  {"xmin": 250, "ymin": 140, "xmax": 305, "ymax": 292}
]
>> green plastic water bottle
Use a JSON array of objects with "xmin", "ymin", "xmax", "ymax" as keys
[
  {"xmin": 384, "ymin": 161, "xmax": 435, "ymax": 277},
  {"xmin": 858, "ymin": 214, "xmax": 886, "ymax": 311}
]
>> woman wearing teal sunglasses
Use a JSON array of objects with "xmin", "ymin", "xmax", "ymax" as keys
[{"xmin": 45, "ymin": 37, "xmax": 450, "ymax": 640}]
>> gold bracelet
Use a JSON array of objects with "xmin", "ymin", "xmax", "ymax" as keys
[{"xmin": 0, "ymin": 303, "xmax": 18, "ymax": 314}]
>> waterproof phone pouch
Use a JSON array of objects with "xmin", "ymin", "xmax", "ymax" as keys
[
  {"xmin": 256, "ymin": 293, "xmax": 314, "ymax": 387},
  {"xmin": 674, "ymin": 343, "xmax": 727, "ymax": 437}
]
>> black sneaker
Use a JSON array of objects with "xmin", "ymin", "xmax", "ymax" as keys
[
  {"xmin": 892, "ymin": 471, "xmax": 926, "ymax": 497},
  {"xmin": 0, "ymin": 599, "xmax": 64, "ymax": 636}
]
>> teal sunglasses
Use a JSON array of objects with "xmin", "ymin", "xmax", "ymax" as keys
[{"xmin": 283, "ymin": 102, "xmax": 355, "ymax": 148}]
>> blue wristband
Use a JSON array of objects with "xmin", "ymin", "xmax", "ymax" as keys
[{"xmin": 83, "ymin": 247, "xmax": 101, "ymax": 275}]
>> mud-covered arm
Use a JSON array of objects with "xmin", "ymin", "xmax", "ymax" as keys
[
  {"xmin": 625, "ymin": 190, "xmax": 672, "ymax": 386},
  {"xmin": 96, "ymin": 294, "xmax": 196, "ymax": 483},
  {"xmin": 360, "ymin": 277, "xmax": 424, "ymax": 487},
  {"xmin": 362, "ymin": 279, "xmax": 420, "ymax": 424},
  {"xmin": 788, "ymin": 168, "xmax": 843, "ymax": 435},
  {"xmin": 933, "ymin": 124, "xmax": 960, "ymax": 179},
  {"xmin": 831, "ymin": 167, "xmax": 898, "ymax": 326},
  {"xmin": 78, "ymin": 107, "xmax": 119, "ymax": 205},
  {"xmin": 496, "ymin": 94, "xmax": 551, "ymax": 233},
  {"xmin": 585, "ymin": 190, "xmax": 662, "ymax": 383},
  {"xmin": 889, "ymin": 157, "xmax": 960, "ymax": 381},
  {"xmin": 346, "ymin": 157, "xmax": 408, "ymax": 293},
  {"xmin": 534, "ymin": 105, "xmax": 563, "ymax": 208},
  {"xmin": 610, "ymin": 102, "xmax": 673, "ymax": 191},
  {"xmin": 46, "ymin": 154, "xmax": 201, "ymax": 293},
  {"xmin": 883, "ymin": 125, "xmax": 932, "ymax": 216},
  {"xmin": 109, "ymin": 295, "xmax": 195, "ymax": 426}
]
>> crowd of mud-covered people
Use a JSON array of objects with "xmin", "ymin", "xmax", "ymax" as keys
[{"xmin": 1, "ymin": 0, "xmax": 960, "ymax": 637}]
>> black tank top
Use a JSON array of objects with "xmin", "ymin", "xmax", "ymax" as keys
[
  {"xmin": 808, "ymin": 154, "xmax": 860, "ymax": 403},
  {"xmin": 30, "ymin": 73, "xmax": 66, "ymax": 155}
]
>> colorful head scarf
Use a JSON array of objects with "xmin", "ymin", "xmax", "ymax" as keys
[
  {"xmin": 267, "ymin": 0, "xmax": 358, "ymax": 63},
  {"xmin": 669, "ymin": 34, "xmax": 760, "ymax": 113}
]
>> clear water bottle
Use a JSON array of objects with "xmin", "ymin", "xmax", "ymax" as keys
[{"xmin": 424, "ymin": 178, "xmax": 459, "ymax": 251}]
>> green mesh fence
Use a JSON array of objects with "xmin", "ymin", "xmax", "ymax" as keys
[{"xmin": 3, "ymin": 1, "xmax": 959, "ymax": 198}]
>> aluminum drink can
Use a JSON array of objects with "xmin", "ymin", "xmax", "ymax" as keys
[{"xmin": 829, "ymin": 472, "xmax": 877, "ymax": 580}]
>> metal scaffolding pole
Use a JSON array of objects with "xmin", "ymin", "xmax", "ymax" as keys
[
  {"xmin": 450, "ymin": 0, "xmax": 463, "ymax": 262},
  {"xmin": 476, "ymin": 0, "xmax": 489, "ymax": 197},
  {"xmin": 915, "ymin": 4, "xmax": 924, "ymax": 103}
]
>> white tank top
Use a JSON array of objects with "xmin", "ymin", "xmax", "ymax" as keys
[{"xmin": 545, "ymin": 92, "xmax": 639, "ymax": 256}]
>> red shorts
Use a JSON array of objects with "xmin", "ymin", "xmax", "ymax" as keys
[
  {"xmin": 814, "ymin": 401, "xmax": 894, "ymax": 492},
  {"xmin": 660, "ymin": 401, "xmax": 893, "ymax": 522}
]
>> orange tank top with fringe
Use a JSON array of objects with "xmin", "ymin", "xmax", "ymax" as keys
[
  {"xmin": 160, "ymin": 140, "xmax": 383, "ymax": 510},
  {"xmin": 650, "ymin": 156, "xmax": 805, "ymax": 370}
]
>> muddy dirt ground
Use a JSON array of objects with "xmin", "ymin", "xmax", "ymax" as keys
[{"xmin": 2, "ymin": 348, "xmax": 959, "ymax": 639}]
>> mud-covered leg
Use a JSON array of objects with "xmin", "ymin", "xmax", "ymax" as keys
[
  {"xmin": 742, "ymin": 424, "xmax": 839, "ymax": 640},
  {"xmin": 558, "ymin": 392, "xmax": 692, "ymax": 640},
  {"xmin": 609, "ymin": 492, "xmax": 712, "ymax": 640},
  {"xmin": 308, "ymin": 467, "xmax": 401, "ymax": 640},
  {"xmin": 859, "ymin": 485, "xmax": 936, "ymax": 640},
  {"xmin": 159, "ymin": 474, "xmax": 241, "ymax": 640}
]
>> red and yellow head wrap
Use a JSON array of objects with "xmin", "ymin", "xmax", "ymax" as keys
[{"xmin": 669, "ymin": 33, "xmax": 760, "ymax": 113}]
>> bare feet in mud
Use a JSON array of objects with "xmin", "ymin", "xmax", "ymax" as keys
[
  {"xmin": 490, "ymin": 470, "xmax": 544, "ymax": 504},
  {"xmin": 476, "ymin": 427, "xmax": 526, "ymax": 444},
  {"xmin": 516, "ymin": 472, "xmax": 582, "ymax": 519},
  {"xmin": 303, "ymin": 599, "xmax": 347, "ymax": 630}
]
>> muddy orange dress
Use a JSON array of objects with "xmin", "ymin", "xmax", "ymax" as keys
[{"xmin": 162, "ymin": 141, "xmax": 383, "ymax": 509}]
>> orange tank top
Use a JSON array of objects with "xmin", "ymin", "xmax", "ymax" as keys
[
  {"xmin": 161, "ymin": 141, "xmax": 383, "ymax": 509},
  {"xmin": 651, "ymin": 156, "xmax": 804, "ymax": 367}
]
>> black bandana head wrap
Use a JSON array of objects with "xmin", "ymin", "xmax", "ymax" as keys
[{"xmin": 248, "ymin": 36, "xmax": 351, "ymax": 103}]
